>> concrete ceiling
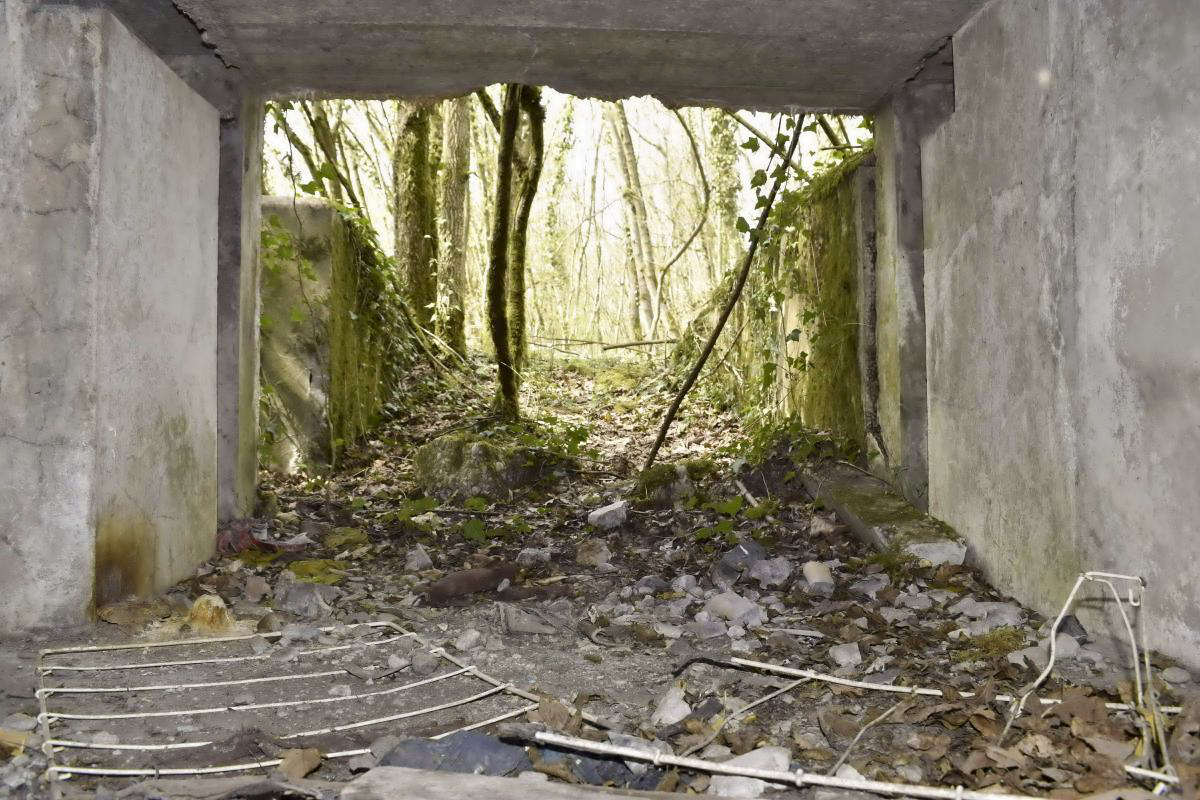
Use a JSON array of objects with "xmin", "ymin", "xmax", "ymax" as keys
[{"xmin": 154, "ymin": 0, "xmax": 985, "ymax": 110}]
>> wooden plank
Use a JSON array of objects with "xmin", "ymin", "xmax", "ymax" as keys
[{"xmin": 340, "ymin": 767, "xmax": 706, "ymax": 800}]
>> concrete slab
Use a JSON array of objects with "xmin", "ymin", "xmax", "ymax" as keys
[{"xmin": 160, "ymin": 0, "xmax": 988, "ymax": 110}]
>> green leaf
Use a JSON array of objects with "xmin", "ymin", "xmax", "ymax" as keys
[
  {"xmin": 464, "ymin": 496, "xmax": 489, "ymax": 512},
  {"xmin": 741, "ymin": 137, "xmax": 760, "ymax": 152},
  {"xmin": 750, "ymin": 169, "xmax": 767, "ymax": 188},
  {"xmin": 715, "ymin": 518, "xmax": 735, "ymax": 534},
  {"xmin": 735, "ymin": 216, "xmax": 750, "ymax": 233},
  {"xmin": 712, "ymin": 496, "xmax": 744, "ymax": 517},
  {"xmin": 461, "ymin": 518, "xmax": 487, "ymax": 543},
  {"xmin": 786, "ymin": 328, "xmax": 802, "ymax": 342}
]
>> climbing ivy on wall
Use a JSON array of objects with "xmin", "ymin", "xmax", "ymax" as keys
[{"xmin": 671, "ymin": 145, "xmax": 874, "ymax": 458}]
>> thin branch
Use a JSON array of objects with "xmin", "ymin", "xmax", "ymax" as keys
[
  {"xmin": 475, "ymin": 89, "xmax": 501, "ymax": 131},
  {"xmin": 816, "ymin": 114, "xmax": 846, "ymax": 148},
  {"xmin": 643, "ymin": 117, "xmax": 804, "ymax": 471},
  {"xmin": 827, "ymin": 700, "xmax": 905, "ymax": 776},
  {"xmin": 601, "ymin": 339, "xmax": 678, "ymax": 350},
  {"xmin": 724, "ymin": 111, "xmax": 804, "ymax": 174}
]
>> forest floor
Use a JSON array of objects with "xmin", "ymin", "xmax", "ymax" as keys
[{"xmin": 4, "ymin": 356, "xmax": 1197, "ymax": 799}]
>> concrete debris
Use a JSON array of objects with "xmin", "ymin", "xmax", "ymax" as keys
[
  {"xmin": 950, "ymin": 596, "xmax": 1024, "ymax": 633},
  {"xmin": 634, "ymin": 575, "xmax": 670, "ymax": 594},
  {"xmin": 802, "ymin": 561, "xmax": 835, "ymax": 595},
  {"xmin": 706, "ymin": 746, "xmax": 792, "ymax": 797},
  {"xmin": 588, "ymin": 500, "xmax": 629, "ymax": 529},
  {"xmin": 704, "ymin": 592, "xmax": 766, "ymax": 626},
  {"xmin": 828, "ymin": 642, "xmax": 862, "ymax": 669},
  {"xmin": 241, "ymin": 574, "xmax": 271, "ymax": 603},
  {"xmin": 411, "ymin": 649, "xmax": 440, "ymax": 676},
  {"xmin": 405, "ymin": 544, "xmax": 434, "ymax": 572},
  {"xmin": 747, "ymin": 557, "xmax": 792, "ymax": 588},
  {"xmin": 650, "ymin": 686, "xmax": 691, "ymax": 726}
]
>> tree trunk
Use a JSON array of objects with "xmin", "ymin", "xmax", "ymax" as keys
[
  {"xmin": 607, "ymin": 102, "xmax": 656, "ymax": 334},
  {"xmin": 394, "ymin": 103, "xmax": 438, "ymax": 327},
  {"xmin": 436, "ymin": 96, "xmax": 471, "ymax": 356},
  {"xmin": 487, "ymin": 85, "xmax": 522, "ymax": 418},
  {"xmin": 507, "ymin": 85, "xmax": 545, "ymax": 374}
]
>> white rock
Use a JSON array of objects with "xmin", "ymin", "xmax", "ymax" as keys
[
  {"xmin": 828, "ymin": 642, "xmax": 862, "ymax": 668},
  {"xmin": 834, "ymin": 763, "xmax": 866, "ymax": 781},
  {"xmin": 707, "ymin": 746, "xmax": 791, "ymax": 797},
  {"xmin": 650, "ymin": 686, "xmax": 691, "ymax": 726},
  {"xmin": 897, "ymin": 592, "xmax": 932, "ymax": 611},
  {"xmin": 705, "ymin": 591, "xmax": 766, "ymax": 626},
  {"xmin": 517, "ymin": 771, "xmax": 549, "ymax": 782},
  {"xmin": 454, "ymin": 629, "xmax": 483, "ymax": 652},
  {"xmin": 0, "ymin": 713, "xmax": 36, "ymax": 732},
  {"xmin": 404, "ymin": 544, "xmax": 433, "ymax": 572},
  {"xmin": 747, "ymin": 558, "xmax": 793, "ymax": 588},
  {"xmin": 849, "ymin": 574, "xmax": 889, "ymax": 598},
  {"xmin": 588, "ymin": 500, "xmax": 629, "ymax": 529},
  {"xmin": 903, "ymin": 539, "xmax": 967, "ymax": 566},
  {"xmin": 576, "ymin": 539, "xmax": 612, "ymax": 567}
]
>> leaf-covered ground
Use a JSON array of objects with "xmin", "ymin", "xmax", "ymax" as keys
[{"xmin": 6, "ymin": 356, "xmax": 1197, "ymax": 799}]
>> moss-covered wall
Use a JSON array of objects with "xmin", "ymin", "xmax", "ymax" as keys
[
  {"xmin": 722, "ymin": 150, "xmax": 873, "ymax": 454},
  {"xmin": 260, "ymin": 196, "xmax": 410, "ymax": 470}
]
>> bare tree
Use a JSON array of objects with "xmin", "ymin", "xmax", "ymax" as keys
[{"xmin": 437, "ymin": 97, "xmax": 471, "ymax": 355}]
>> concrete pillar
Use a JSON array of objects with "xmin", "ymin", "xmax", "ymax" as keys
[
  {"xmin": 872, "ymin": 67, "xmax": 953, "ymax": 509},
  {"xmin": 216, "ymin": 96, "xmax": 263, "ymax": 520},
  {"xmin": 0, "ymin": 2, "xmax": 219, "ymax": 629}
]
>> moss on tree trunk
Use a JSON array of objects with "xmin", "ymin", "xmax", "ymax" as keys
[
  {"xmin": 487, "ymin": 85, "xmax": 522, "ymax": 418},
  {"xmin": 394, "ymin": 104, "xmax": 438, "ymax": 327}
]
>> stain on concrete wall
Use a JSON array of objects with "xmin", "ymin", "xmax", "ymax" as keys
[{"xmin": 924, "ymin": 0, "xmax": 1200, "ymax": 663}]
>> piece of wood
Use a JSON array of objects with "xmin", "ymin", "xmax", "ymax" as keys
[{"xmin": 341, "ymin": 767, "xmax": 712, "ymax": 799}]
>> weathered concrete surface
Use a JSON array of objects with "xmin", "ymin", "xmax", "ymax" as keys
[
  {"xmin": 167, "ymin": 0, "xmax": 987, "ymax": 110},
  {"xmin": 0, "ymin": 3, "xmax": 219, "ymax": 629},
  {"xmin": 217, "ymin": 97, "xmax": 263, "ymax": 518},
  {"xmin": 259, "ymin": 196, "xmax": 336, "ymax": 472},
  {"xmin": 871, "ymin": 62, "xmax": 952, "ymax": 508},
  {"xmin": 923, "ymin": 0, "xmax": 1200, "ymax": 663}
]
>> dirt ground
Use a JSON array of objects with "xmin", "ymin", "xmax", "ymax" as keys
[{"xmin": 3, "ymin": 356, "xmax": 1197, "ymax": 799}]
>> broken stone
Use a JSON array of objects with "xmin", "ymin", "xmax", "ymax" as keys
[
  {"xmin": 278, "ymin": 582, "xmax": 341, "ymax": 617},
  {"xmin": 1163, "ymin": 666, "xmax": 1193, "ymax": 684},
  {"xmin": 454, "ymin": 629, "xmax": 483, "ymax": 652},
  {"xmin": 588, "ymin": 500, "xmax": 629, "ymax": 529},
  {"xmin": 634, "ymin": 575, "xmax": 670, "ymax": 595},
  {"xmin": 687, "ymin": 619, "xmax": 728, "ymax": 639},
  {"xmin": 576, "ymin": 540, "xmax": 612, "ymax": 568},
  {"xmin": 276, "ymin": 748, "xmax": 321, "ymax": 781},
  {"xmin": 802, "ymin": 561, "xmax": 835, "ymax": 596},
  {"xmin": 705, "ymin": 592, "xmax": 766, "ymax": 626},
  {"xmin": 650, "ymin": 686, "xmax": 691, "ymax": 726},
  {"xmin": 720, "ymin": 541, "xmax": 768, "ymax": 571},
  {"xmin": 849, "ymin": 574, "xmax": 889, "ymax": 598},
  {"xmin": 606, "ymin": 732, "xmax": 672, "ymax": 775},
  {"xmin": 405, "ymin": 545, "xmax": 434, "ymax": 572},
  {"xmin": 248, "ymin": 635, "xmax": 271, "ymax": 655},
  {"xmin": 499, "ymin": 605, "xmax": 556, "ymax": 635},
  {"xmin": 328, "ymin": 684, "xmax": 352, "ymax": 698},
  {"xmin": 411, "ymin": 649, "xmax": 440, "ymax": 676},
  {"xmin": 706, "ymin": 746, "xmax": 791, "ymax": 797},
  {"xmin": 516, "ymin": 547, "xmax": 551, "ymax": 566},
  {"xmin": 828, "ymin": 642, "xmax": 862, "ymax": 669},
  {"xmin": 257, "ymin": 612, "xmax": 282, "ymax": 633},
  {"xmin": 950, "ymin": 596, "xmax": 1023, "ymax": 633},
  {"xmin": 242, "ymin": 575, "xmax": 271, "ymax": 604},
  {"xmin": 747, "ymin": 558, "xmax": 793, "ymax": 588},
  {"xmin": 671, "ymin": 574, "xmax": 700, "ymax": 594},
  {"xmin": 902, "ymin": 538, "xmax": 967, "ymax": 567},
  {"xmin": 897, "ymin": 592, "xmax": 932, "ymax": 611},
  {"xmin": 1055, "ymin": 614, "xmax": 1089, "ymax": 643}
]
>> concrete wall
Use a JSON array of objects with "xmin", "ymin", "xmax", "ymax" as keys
[
  {"xmin": 0, "ymin": 2, "xmax": 219, "ymax": 628},
  {"xmin": 923, "ymin": 0, "xmax": 1200, "ymax": 662},
  {"xmin": 872, "ymin": 76, "xmax": 952, "ymax": 509}
]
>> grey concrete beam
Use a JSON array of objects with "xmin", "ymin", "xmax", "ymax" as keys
[
  {"xmin": 216, "ymin": 94, "xmax": 263, "ymax": 521},
  {"xmin": 168, "ymin": 0, "xmax": 987, "ymax": 110}
]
